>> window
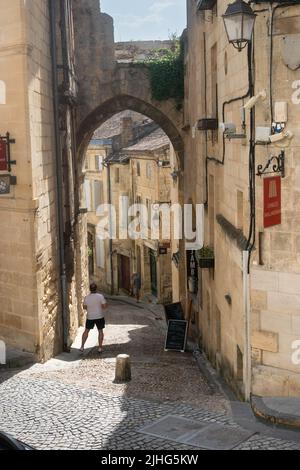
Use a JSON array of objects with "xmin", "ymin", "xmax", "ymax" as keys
[
  {"xmin": 85, "ymin": 157, "xmax": 89, "ymax": 170},
  {"xmin": 197, "ymin": 0, "xmax": 217, "ymax": 11},
  {"xmin": 137, "ymin": 161, "xmax": 141, "ymax": 177},
  {"xmin": 94, "ymin": 180, "xmax": 103, "ymax": 210},
  {"xmin": 115, "ymin": 168, "xmax": 120, "ymax": 184},
  {"xmin": 146, "ymin": 199, "xmax": 152, "ymax": 228},
  {"xmin": 0, "ymin": 81, "xmax": 6, "ymax": 105},
  {"xmin": 237, "ymin": 346, "xmax": 244, "ymax": 382},
  {"xmin": 209, "ymin": 175, "xmax": 215, "ymax": 248},
  {"xmin": 95, "ymin": 155, "xmax": 103, "ymax": 171},
  {"xmin": 146, "ymin": 163, "xmax": 152, "ymax": 179},
  {"xmin": 237, "ymin": 190, "xmax": 244, "ymax": 231},
  {"xmin": 215, "ymin": 307, "xmax": 221, "ymax": 354},
  {"xmin": 211, "ymin": 43, "xmax": 218, "ymax": 144},
  {"xmin": 96, "ymin": 237, "xmax": 105, "ymax": 269}
]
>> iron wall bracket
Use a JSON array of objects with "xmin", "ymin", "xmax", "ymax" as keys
[{"xmin": 256, "ymin": 150, "xmax": 285, "ymax": 178}]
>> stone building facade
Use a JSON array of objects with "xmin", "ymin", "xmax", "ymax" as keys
[
  {"xmin": 0, "ymin": 0, "xmax": 88, "ymax": 361},
  {"xmin": 185, "ymin": 0, "xmax": 300, "ymax": 398},
  {"xmin": 84, "ymin": 113, "xmax": 179, "ymax": 305},
  {"xmin": 0, "ymin": 0, "xmax": 185, "ymax": 362}
]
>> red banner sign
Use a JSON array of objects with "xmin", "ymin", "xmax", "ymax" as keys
[
  {"xmin": 264, "ymin": 176, "xmax": 281, "ymax": 228},
  {"xmin": 0, "ymin": 140, "xmax": 7, "ymax": 171}
]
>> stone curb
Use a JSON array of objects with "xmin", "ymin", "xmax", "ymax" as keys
[{"xmin": 251, "ymin": 396, "xmax": 300, "ymax": 430}]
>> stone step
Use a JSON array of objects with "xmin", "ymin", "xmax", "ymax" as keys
[{"xmin": 0, "ymin": 347, "xmax": 35, "ymax": 370}]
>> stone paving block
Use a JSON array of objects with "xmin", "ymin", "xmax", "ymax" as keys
[
  {"xmin": 183, "ymin": 424, "xmax": 255, "ymax": 450},
  {"xmin": 138, "ymin": 415, "xmax": 209, "ymax": 441}
]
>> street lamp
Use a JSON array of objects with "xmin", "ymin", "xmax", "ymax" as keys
[{"xmin": 222, "ymin": 0, "xmax": 256, "ymax": 51}]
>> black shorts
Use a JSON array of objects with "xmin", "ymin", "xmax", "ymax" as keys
[{"xmin": 85, "ymin": 318, "xmax": 105, "ymax": 331}]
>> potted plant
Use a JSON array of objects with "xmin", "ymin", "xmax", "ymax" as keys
[{"xmin": 196, "ymin": 246, "xmax": 215, "ymax": 269}]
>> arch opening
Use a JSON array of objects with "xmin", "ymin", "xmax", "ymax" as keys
[
  {"xmin": 78, "ymin": 106, "xmax": 183, "ymax": 306},
  {"xmin": 77, "ymin": 95, "xmax": 184, "ymax": 170}
]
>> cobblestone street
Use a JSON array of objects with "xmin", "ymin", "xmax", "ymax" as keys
[{"xmin": 1, "ymin": 300, "xmax": 300, "ymax": 451}]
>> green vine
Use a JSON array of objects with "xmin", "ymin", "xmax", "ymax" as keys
[{"xmin": 139, "ymin": 38, "xmax": 185, "ymax": 105}]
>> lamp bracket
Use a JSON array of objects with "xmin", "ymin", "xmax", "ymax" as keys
[{"xmin": 256, "ymin": 151, "xmax": 285, "ymax": 178}]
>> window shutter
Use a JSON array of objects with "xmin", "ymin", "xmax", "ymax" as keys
[
  {"xmin": 95, "ymin": 155, "xmax": 103, "ymax": 171},
  {"xmin": 84, "ymin": 179, "xmax": 92, "ymax": 211},
  {"xmin": 94, "ymin": 180, "xmax": 103, "ymax": 210},
  {"xmin": 96, "ymin": 236, "xmax": 105, "ymax": 269}
]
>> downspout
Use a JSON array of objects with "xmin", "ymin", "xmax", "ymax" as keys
[
  {"xmin": 49, "ymin": 0, "xmax": 69, "ymax": 352},
  {"xmin": 243, "ymin": 251, "xmax": 251, "ymax": 402}
]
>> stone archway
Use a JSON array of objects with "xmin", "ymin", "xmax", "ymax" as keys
[
  {"xmin": 73, "ymin": 96, "xmax": 186, "ymax": 327},
  {"xmin": 76, "ymin": 94, "xmax": 185, "ymax": 170}
]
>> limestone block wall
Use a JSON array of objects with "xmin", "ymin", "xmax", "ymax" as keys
[
  {"xmin": 249, "ymin": 7, "xmax": 300, "ymax": 396},
  {"xmin": 25, "ymin": 0, "xmax": 62, "ymax": 359},
  {"xmin": 185, "ymin": 1, "xmax": 300, "ymax": 398},
  {"xmin": 0, "ymin": 1, "xmax": 39, "ymax": 353},
  {"xmin": 251, "ymin": 269, "xmax": 300, "ymax": 396}
]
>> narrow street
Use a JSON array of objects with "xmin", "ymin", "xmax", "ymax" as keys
[{"xmin": 1, "ymin": 300, "xmax": 300, "ymax": 451}]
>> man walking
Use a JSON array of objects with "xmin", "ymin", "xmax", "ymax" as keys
[{"xmin": 80, "ymin": 283, "xmax": 108, "ymax": 354}]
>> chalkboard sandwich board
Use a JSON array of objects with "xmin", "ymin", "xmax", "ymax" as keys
[
  {"xmin": 164, "ymin": 302, "xmax": 184, "ymax": 322},
  {"xmin": 165, "ymin": 320, "xmax": 188, "ymax": 353}
]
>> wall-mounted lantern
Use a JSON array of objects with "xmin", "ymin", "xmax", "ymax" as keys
[
  {"xmin": 222, "ymin": 0, "xmax": 256, "ymax": 52},
  {"xmin": 170, "ymin": 170, "xmax": 181, "ymax": 182}
]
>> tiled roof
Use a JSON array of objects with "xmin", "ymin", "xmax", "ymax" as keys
[
  {"xmin": 93, "ymin": 111, "xmax": 151, "ymax": 139},
  {"xmin": 123, "ymin": 128, "xmax": 170, "ymax": 152}
]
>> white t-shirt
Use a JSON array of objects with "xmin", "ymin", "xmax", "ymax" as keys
[{"xmin": 84, "ymin": 293, "xmax": 107, "ymax": 320}]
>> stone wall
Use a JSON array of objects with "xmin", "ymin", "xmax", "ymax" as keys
[
  {"xmin": 0, "ymin": 1, "xmax": 46, "ymax": 354},
  {"xmin": 185, "ymin": 1, "xmax": 300, "ymax": 398},
  {"xmin": 115, "ymin": 41, "xmax": 174, "ymax": 63},
  {"xmin": 26, "ymin": 0, "xmax": 62, "ymax": 359}
]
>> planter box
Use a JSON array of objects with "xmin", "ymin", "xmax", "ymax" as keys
[{"xmin": 198, "ymin": 257, "xmax": 215, "ymax": 269}]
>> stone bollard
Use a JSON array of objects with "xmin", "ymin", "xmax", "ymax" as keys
[{"xmin": 115, "ymin": 354, "xmax": 131, "ymax": 383}]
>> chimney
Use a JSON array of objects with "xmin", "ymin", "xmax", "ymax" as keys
[{"xmin": 121, "ymin": 117, "xmax": 134, "ymax": 148}]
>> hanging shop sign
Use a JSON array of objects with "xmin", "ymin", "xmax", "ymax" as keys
[
  {"xmin": 264, "ymin": 176, "xmax": 281, "ymax": 228},
  {"xmin": 0, "ymin": 133, "xmax": 16, "ymax": 172},
  {"xmin": 186, "ymin": 250, "xmax": 198, "ymax": 293},
  {"xmin": 0, "ymin": 140, "xmax": 7, "ymax": 171}
]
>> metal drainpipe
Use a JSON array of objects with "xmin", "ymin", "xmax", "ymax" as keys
[{"xmin": 49, "ymin": 0, "xmax": 69, "ymax": 352}]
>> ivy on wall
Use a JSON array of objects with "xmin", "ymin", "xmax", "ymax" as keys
[{"xmin": 140, "ymin": 38, "xmax": 185, "ymax": 105}]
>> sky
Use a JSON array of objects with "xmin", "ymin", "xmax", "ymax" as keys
[{"xmin": 101, "ymin": 0, "xmax": 187, "ymax": 42}]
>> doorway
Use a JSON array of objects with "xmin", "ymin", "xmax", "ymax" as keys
[
  {"xmin": 150, "ymin": 249, "xmax": 158, "ymax": 297},
  {"xmin": 88, "ymin": 231, "xmax": 94, "ymax": 276},
  {"xmin": 119, "ymin": 255, "xmax": 131, "ymax": 293}
]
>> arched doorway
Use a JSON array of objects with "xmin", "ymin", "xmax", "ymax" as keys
[
  {"xmin": 75, "ymin": 100, "xmax": 186, "ymax": 307},
  {"xmin": 76, "ymin": 95, "xmax": 185, "ymax": 170}
]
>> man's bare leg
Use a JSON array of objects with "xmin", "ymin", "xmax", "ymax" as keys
[
  {"xmin": 98, "ymin": 330, "xmax": 104, "ymax": 353},
  {"xmin": 80, "ymin": 329, "xmax": 90, "ymax": 352}
]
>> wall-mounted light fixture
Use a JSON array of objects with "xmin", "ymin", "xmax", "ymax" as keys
[
  {"xmin": 171, "ymin": 170, "xmax": 181, "ymax": 182},
  {"xmin": 222, "ymin": 0, "xmax": 256, "ymax": 52}
]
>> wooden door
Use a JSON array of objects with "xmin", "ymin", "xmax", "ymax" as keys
[{"xmin": 120, "ymin": 255, "xmax": 131, "ymax": 292}]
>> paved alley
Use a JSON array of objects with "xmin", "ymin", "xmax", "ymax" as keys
[{"xmin": 1, "ymin": 300, "xmax": 300, "ymax": 451}]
